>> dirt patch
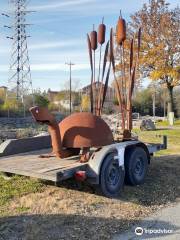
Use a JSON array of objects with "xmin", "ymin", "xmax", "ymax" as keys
[{"xmin": 1, "ymin": 154, "xmax": 180, "ymax": 240}]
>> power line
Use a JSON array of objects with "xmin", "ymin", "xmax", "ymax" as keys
[{"xmin": 2, "ymin": 0, "xmax": 34, "ymax": 116}]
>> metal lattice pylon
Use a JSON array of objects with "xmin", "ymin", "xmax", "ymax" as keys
[{"xmin": 6, "ymin": 0, "xmax": 34, "ymax": 106}]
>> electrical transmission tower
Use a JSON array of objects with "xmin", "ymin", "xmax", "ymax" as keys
[{"xmin": 3, "ymin": 0, "xmax": 34, "ymax": 113}]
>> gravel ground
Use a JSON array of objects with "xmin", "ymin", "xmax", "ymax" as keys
[
  {"xmin": 0, "ymin": 128, "xmax": 180, "ymax": 239},
  {"xmin": 0, "ymin": 154, "xmax": 179, "ymax": 240}
]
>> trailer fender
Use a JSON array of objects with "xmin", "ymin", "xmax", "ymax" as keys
[
  {"xmin": 87, "ymin": 141, "xmax": 139, "ymax": 184},
  {"xmin": 114, "ymin": 147, "xmax": 125, "ymax": 169}
]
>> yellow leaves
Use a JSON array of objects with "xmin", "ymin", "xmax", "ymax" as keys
[
  {"xmin": 150, "ymin": 70, "xmax": 163, "ymax": 80},
  {"xmin": 0, "ymin": 89, "xmax": 6, "ymax": 101},
  {"xmin": 150, "ymin": 66, "xmax": 180, "ymax": 86},
  {"xmin": 81, "ymin": 95, "xmax": 90, "ymax": 111},
  {"xmin": 2, "ymin": 98, "xmax": 21, "ymax": 111}
]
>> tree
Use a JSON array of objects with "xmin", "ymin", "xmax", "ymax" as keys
[
  {"xmin": 133, "ymin": 88, "xmax": 153, "ymax": 115},
  {"xmin": 174, "ymin": 88, "xmax": 180, "ymax": 117},
  {"xmin": 81, "ymin": 95, "xmax": 90, "ymax": 111},
  {"xmin": 131, "ymin": 0, "xmax": 180, "ymax": 113},
  {"xmin": 34, "ymin": 94, "xmax": 49, "ymax": 107}
]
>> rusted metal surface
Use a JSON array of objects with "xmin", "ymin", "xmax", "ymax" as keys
[
  {"xmin": 116, "ymin": 18, "xmax": 126, "ymax": 45},
  {"xmin": 110, "ymin": 12, "xmax": 141, "ymax": 139},
  {"xmin": 30, "ymin": 106, "xmax": 56, "ymax": 124},
  {"xmin": 87, "ymin": 34, "xmax": 94, "ymax": 113},
  {"xmin": 59, "ymin": 112, "xmax": 114, "ymax": 148},
  {"xmin": 30, "ymin": 107, "xmax": 80, "ymax": 158},
  {"xmin": 90, "ymin": 30, "xmax": 97, "ymax": 51},
  {"xmin": 98, "ymin": 22, "xmax": 106, "ymax": 45},
  {"xmin": 29, "ymin": 14, "xmax": 141, "ymax": 161},
  {"xmin": 87, "ymin": 18, "xmax": 112, "ymax": 116},
  {"xmin": 30, "ymin": 107, "xmax": 113, "ymax": 159}
]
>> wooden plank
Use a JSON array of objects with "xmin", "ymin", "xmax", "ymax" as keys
[
  {"xmin": 37, "ymin": 160, "xmax": 83, "ymax": 173},
  {"xmin": 0, "ymin": 149, "xmax": 87, "ymax": 182}
]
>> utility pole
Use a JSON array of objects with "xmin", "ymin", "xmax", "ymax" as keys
[
  {"xmin": 2, "ymin": 0, "xmax": 34, "ymax": 117},
  {"xmin": 153, "ymin": 91, "xmax": 156, "ymax": 120},
  {"xmin": 65, "ymin": 62, "xmax": 75, "ymax": 114}
]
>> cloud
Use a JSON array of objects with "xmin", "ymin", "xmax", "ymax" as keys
[
  {"xmin": 0, "ymin": 63, "xmax": 90, "ymax": 72},
  {"xmin": 30, "ymin": 0, "xmax": 96, "ymax": 11},
  {"xmin": 29, "ymin": 39, "xmax": 85, "ymax": 50},
  {"xmin": 31, "ymin": 63, "xmax": 90, "ymax": 71},
  {"xmin": 29, "ymin": 0, "xmax": 152, "ymax": 16},
  {"xmin": 0, "ymin": 39, "xmax": 86, "ymax": 55},
  {"xmin": 30, "ymin": 50, "xmax": 89, "ymax": 65}
]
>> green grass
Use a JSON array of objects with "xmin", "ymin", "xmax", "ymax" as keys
[
  {"xmin": 133, "ymin": 128, "xmax": 180, "ymax": 155},
  {"xmin": 0, "ymin": 127, "xmax": 180, "ymax": 239},
  {"xmin": 0, "ymin": 127, "xmax": 179, "ymax": 218},
  {"xmin": 0, "ymin": 175, "xmax": 43, "ymax": 213},
  {"xmin": 156, "ymin": 119, "xmax": 180, "ymax": 127}
]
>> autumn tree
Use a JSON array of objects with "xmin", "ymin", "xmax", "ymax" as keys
[
  {"xmin": 131, "ymin": 0, "xmax": 180, "ymax": 113},
  {"xmin": 81, "ymin": 95, "xmax": 90, "ymax": 111}
]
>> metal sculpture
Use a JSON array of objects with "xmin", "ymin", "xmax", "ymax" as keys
[
  {"xmin": 110, "ymin": 11, "xmax": 141, "ymax": 139},
  {"xmin": 30, "ymin": 107, "xmax": 113, "ymax": 161},
  {"xmin": 87, "ymin": 18, "xmax": 111, "ymax": 116},
  {"xmin": 29, "ymin": 14, "xmax": 141, "ymax": 162}
]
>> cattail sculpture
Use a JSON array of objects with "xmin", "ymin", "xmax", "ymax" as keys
[
  {"xmin": 110, "ymin": 11, "xmax": 141, "ymax": 139},
  {"xmin": 116, "ymin": 11, "xmax": 126, "ymax": 45},
  {"xmin": 98, "ymin": 18, "xmax": 106, "ymax": 84},
  {"xmin": 90, "ymin": 25, "xmax": 97, "ymax": 86},
  {"xmin": 87, "ymin": 19, "xmax": 111, "ymax": 116}
]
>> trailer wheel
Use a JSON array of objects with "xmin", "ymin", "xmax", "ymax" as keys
[
  {"xmin": 125, "ymin": 147, "xmax": 148, "ymax": 185},
  {"xmin": 99, "ymin": 153, "xmax": 124, "ymax": 198}
]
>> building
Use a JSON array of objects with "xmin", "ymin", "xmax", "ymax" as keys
[
  {"xmin": 48, "ymin": 89, "xmax": 59, "ymax": 102},
  {"xmin": 0, "ymin": 86, "xmax": 7, "ymax": 93},
  {"xmin": 81, "ymin": 82, "xmax": 115, "ymax": 110},
  {"xmin": 0, "ymin": 86, "xmax": 7, "ymax": 101},
  {"xmin": 48, "ymin": 89, "xmax": 74, "ymax": 111}
]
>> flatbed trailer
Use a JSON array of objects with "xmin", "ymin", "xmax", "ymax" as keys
[{"xmin": 0, "ymin": 137, "xmax": 167, "ymax": 197}]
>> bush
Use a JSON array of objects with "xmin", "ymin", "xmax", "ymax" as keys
[{"xmin": 34, "ymin": 95, "xmax": 49, "ymax": 107}]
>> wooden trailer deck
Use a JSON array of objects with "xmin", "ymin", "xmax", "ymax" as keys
[
  {"xmin": 0, "ymin": 137, "xmax": 167, "ymax": 183},
  {"xmin": 0, "ymin": 149, "xmax": 87, "ymax": 182}
]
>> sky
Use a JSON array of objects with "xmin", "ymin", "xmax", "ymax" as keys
[{"xmin": 0, "ymin": 0, "xmax": 178, "ymax": 91}]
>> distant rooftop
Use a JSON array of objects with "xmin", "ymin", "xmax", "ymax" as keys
[{"xmin": 0, "ymin": 86, "xmax": 7, "ymax": 89}]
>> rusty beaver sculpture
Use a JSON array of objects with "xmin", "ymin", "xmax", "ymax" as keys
[{"xmin": 30, "ymin": 107, "xmax": 114, "ymax": 162}]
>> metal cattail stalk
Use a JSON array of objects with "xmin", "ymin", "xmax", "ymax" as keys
[
  {"xmin": 116, "ymin": 10, "xmax": 126, "ymax": 45},
  {"xmin": 96, "ymin": 17, "xmax": 106, "ymax": 115},
  {"xmin": 111, "ymin": 28, "xmax": 125, "ymax": 130},
  {"xmin": 116, "ymin": 10, "xmax": 127, "ymax": 131},
  {"xmin": 127, "ymin": 37, "xmax": 135, "ymax": 131},
  {"xmin": 90, "ymin": 24, "xmax": 97, "ymax": 114},
  {"xmin": 87, "ymin": 34, "xmax": 94, "ymax": 113},
  {"xmin": 97, "ymin": 17, "xmax": 106, "ymax": 83},
  {"xmin": 97, "ymin": 41, "xmax": 109, "ymax": 116}
]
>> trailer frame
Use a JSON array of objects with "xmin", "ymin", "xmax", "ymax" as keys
[{"xmin": 0, "ymin": 136, "xmax": 167, "ymax": 197}]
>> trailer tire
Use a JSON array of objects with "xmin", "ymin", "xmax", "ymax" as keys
[
  {"xmin": 99, "ymin": 153, "xmax": 124, "ymax": 198},
  {"xmin": 125, "ymin": 147, "xmax": 148, "ymax": 186}
]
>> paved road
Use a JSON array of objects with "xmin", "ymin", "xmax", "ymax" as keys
[{"xmin": 113, "ymin": 201, "xmax": 180, "ymax": 240}]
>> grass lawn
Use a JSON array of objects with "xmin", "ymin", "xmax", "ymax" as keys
[
  {"xmin": 0, "ymin": 175, "xmax": 44, "ymax": 215},
  {"xmin": 133, "ymin": 127, "xmax": 180, "ymax": 155},
  {"xmin": 156, "ymin": 119, "xmax": 180, "ymax": 127},
  {"xmin": 0, "ymin": 127, "xmax": 180, "ymax": 239}
]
